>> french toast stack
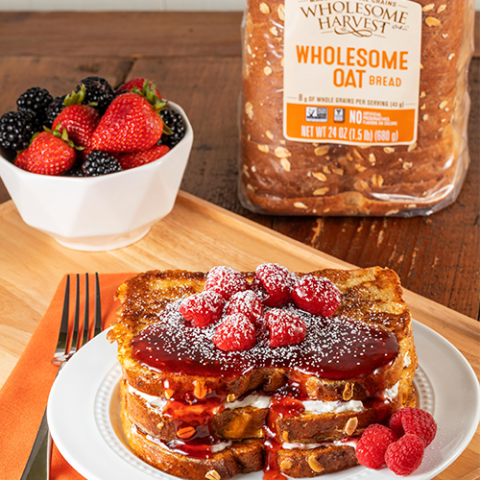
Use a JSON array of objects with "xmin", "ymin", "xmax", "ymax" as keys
[{"xmin": 108, "ymin": 266, "xmax": 417, "ymax": 480}]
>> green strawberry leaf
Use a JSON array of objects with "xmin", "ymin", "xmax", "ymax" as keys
[
  {"xmin": 64, "ymin": 84, "xmax": 85, "ymax": 106},
  {"xmin": 162, "ymin": 122, "xmax": 173, "ymax": 136},
  {"xmin": 29, "ymin": 131, "xmax": 41, "ymax": 146},
  {"xmin": 43, "ymin": 125, "xmax": 84, "ymax": 150},
  {"xmin": 131, "ymin": 83, "xmax": 168, "ymax": 113},
  {"xmin": 62, "ymin": 84, "xmax": 97, "ymax": 108}
]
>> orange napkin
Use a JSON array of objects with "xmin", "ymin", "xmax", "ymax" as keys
[{"xmin": 0, "ymin": 273, "xmax": 134, "ymax": 480}]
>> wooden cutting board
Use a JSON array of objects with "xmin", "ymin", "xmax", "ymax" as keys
[{"xmin": 0, "ymin": 191, "xmax": 478, "ymax": 479}]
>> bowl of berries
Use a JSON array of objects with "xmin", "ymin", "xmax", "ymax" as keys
[{"xmin": 0, "ymin": 76, "xmax": 193, "ymax": 251}]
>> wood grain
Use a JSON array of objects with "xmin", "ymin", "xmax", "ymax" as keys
[
  {"xmin": 127, "ymin": 56, "xmax": 272, "ymax": 230},
  {"xmin": 0, "ymin": 12, "xmax": 243, "ymax": 58},
  {"xmin": 0, "ymin": 56, "xmax": 132, "ymax": 113},
  {"xmin": 0, "ymin": 12, "xmax": 476, "ymax": 58},
  {"xmin": 0, "ymin": 12, "xmax": 478, "ymax": 321},
  {"xmin": 0, "ymin": 192, "xmax": 478, "ymax": 479}
]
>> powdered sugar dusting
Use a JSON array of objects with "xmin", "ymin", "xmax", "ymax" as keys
[
  {"xmin": 265, "ymin": 309, "xmax": 306, "ymax": 347},
  {"xmin": 225, "ymin": 290, "xmax": 263, "ymax": 323},
  {"xmin": 255, "ymin": 263, "xmax": 294, "ymax": 307},
  {"xmin": 178, "ymin": 291, "xmax": 225, "ymax": 328},
  {"xmin": 204, "ymin": 266, "xmax": 250, "ymax": 299},
  {"xmin": 213, "ymin": 313, "xmax": 256, "ymax": 351},
  {"xmin": 131, "ymin": 301, "xmax": 399, "ymax": 380},
  {"xmin": 292, "ymin": 275, "xmax": 341, "ymax": 317}
]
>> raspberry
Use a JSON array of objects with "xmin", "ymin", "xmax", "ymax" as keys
[
  {"xmin": 291, "ymin": 275, "xmax": 341, "ymax": 317},
  {"xmin": 355, "ymin": 424, "xmax": 397, "ymax": 469},
  {"xmin": 204, "ymin": 266, "xmax": 250, "ymax": 300},
  {"xmin": 179, "ymin": 291, "xmax": 225, "ymax": 328},
  {"xmin": 213, "ymin": 313, "xmax": 256, "ymax": 352},
  {"xmin": 265, "ymin": 309, "xmax": 306, "ymax": 348},
  {"xmin": 388, "ymin": 409, "xmax": 405, "ymax": 438},
  {"xmin": 254, "ymin": 263, "xmax": 294, "ymax": 307},
  {"xmin": 389, "ymin": 407, "xmax": 437, "ymax": 447},
  {"xmin": 225, "ymin": 290, "xmax": 263, "ymax": 325},
  {"xmin": 385, "ymin": 434, "xmax": 425, "ymax": 475}
]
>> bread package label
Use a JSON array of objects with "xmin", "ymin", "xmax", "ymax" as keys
[{"xmin": 283, "ymin": 0, "xmax": 422, "ymax": 145}]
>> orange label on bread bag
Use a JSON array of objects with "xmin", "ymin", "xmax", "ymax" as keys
[{"xmin": 283, "ymin": 0, "xmax": 422, "ymax": 145}]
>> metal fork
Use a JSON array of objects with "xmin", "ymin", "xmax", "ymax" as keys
[{"xmin": 20, "ymin": 273, "xmax": 102, "ymax": 480}]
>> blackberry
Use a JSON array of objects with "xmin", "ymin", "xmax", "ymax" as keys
[
  {"xmin": 82, "ymin": 150, "xmax": 122, "ymax": 177},
  {"xmin": 0, "ymin": 110, "xmax": 39, "ymax": 151},
  {"xmin": 17, "ymin": 87, "xmax": 53, "ymax": 125},
  {"xmin": 65, "ymin": 160, "xmax": 85, "ymax": 177},
  {"xmin": 157, "ymin": 108, "xmax": 186, "ymax": 148},
  {"xmin": 45, "ymin": 95, "xmax": 67, "ymax": 127},
  {"xmin": 76, "ymin": 76, "xmax": 115, "ymax": 114}
]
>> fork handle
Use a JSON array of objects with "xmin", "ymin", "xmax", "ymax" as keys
[
  {"xmin": 20, "ymin": 411, "xmax": 49, "ymax": 480},
  {"xmin": 21, "ymin": 361, "xmax": 68, "ymax": 480},
  {"xmin": 44, "ymin": 362, "xmax": 67, "ymax": 479},
  {"xmin": 47, "ymin": 432, "xmax": 53, "ymax": 479}
]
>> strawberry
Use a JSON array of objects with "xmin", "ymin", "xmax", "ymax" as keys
[
  {"xmin": 51, "ymin": 85, "xmax": 100, "ymax": 160},
  {"xmin": 52, "ymin": 105, "xmax": 99, "ymax": 156},
  {"xmin": 118, "ymin": 144, "xmax": 170, "ymax": 170},
  {"xmin": 116, "ymin": 77, "xmax": 161, "ymax": 98},
  {"xmin": 91, "ymin": 89, "xmax": 166, "ymax": 153},
  {"xmin": 26, "ymin": 130, "xmax": 77, "ymax": 176},
  {"xmin": 14, "ymin": 149, "xmax": 30, "ymax": 170}
]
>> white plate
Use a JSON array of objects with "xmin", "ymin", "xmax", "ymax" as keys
[{"xmin": 47, "ymin": 321, "xmax": 480, "ymax": 480}]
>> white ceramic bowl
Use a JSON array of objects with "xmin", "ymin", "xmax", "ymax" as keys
[{"xmin": 0, "ymin": 102, "xmax": 193, "ymax": 251}]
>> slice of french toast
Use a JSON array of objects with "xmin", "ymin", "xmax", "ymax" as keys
[
  {"xmin": 122, "ymin": 406, "xmax": 359, "ymax": 480},
  {"xmin": 122, "ymin": 377, "xmax": 415, "ymax": 444},
  {"xmin": 109, "ymin": 266, "xmax": 417, "ymax": 480}
]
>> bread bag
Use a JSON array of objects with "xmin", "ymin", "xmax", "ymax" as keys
[{"xmin": 239, "ymin": 0, "xmax": 474, "ymax": 216}]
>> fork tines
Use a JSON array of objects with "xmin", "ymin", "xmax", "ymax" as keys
[{"xmin": 56, "ymin": 273, "xmax": 102, "ymax": 363}]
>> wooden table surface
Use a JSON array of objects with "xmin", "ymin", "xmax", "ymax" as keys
[
  {"xmin": 0, "ymin": 11, "xmax": 478, "ymax": 322},
  {"xmin": 0, "ymin": 191, "xmax": 477, "ymax": 479}
]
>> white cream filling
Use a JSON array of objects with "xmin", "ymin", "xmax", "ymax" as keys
[
  {"xmin": 210, "ymin": 441, "xmax": 233, "ymax": 453},
  {"xmin": 282, "ymin": 441, "xmax": 325, "ymax": 450},
  {"xmin": 383, "ymin": 381, "xmax": 400, "ymax": 402},
  {"xmin": 145, "ymin": 430, "xmax": 232, "ymax": 453},
  {"xmin": 302, "ymin": 399, "xmax": 364, "ymax": 414},
  {"xmin": 225, "ymin": 394, "xmax": 271, "ymax": 409},
  {"xmin": 130, "ymin": 386, "xmax": 365, "ymax": 414},
  {"xmin": 282, "ymin": 439, "xmax": 357, "ymax": 450},
  {"xmin": 129, "ymin": 382, "xmax": 402, "ymax": 416},
  {"xmin": 335, "ymin": 439, "xmax": 358, "ymax": 449},
  {"xmin": 128, "ymin": 385, "xmax": 168, "ymax": 409},
  {"xmin": 403, "ymin": 352, "xmax": 411, "ymax": 368}
]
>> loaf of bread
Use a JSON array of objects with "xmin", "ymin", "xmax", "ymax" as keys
[{"xmin": 239, "ymin": 0, "xmax": 474, "ymax": 216}]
